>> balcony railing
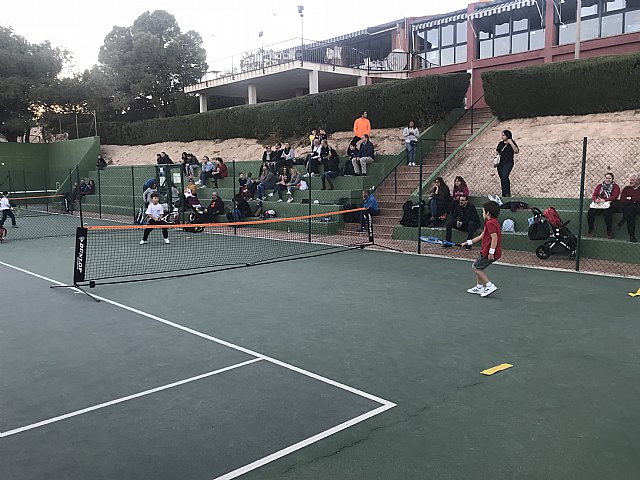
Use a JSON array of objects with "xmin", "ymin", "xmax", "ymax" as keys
[{"xmin": 199, "ymin": 37, "xmax": 412, "ymax": 83}]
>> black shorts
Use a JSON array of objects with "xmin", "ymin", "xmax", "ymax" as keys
[{"xmin": 473, "ymin": 256, "xmax": 494, "ymax": 270}]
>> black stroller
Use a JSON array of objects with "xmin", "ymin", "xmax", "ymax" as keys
[{"xmin": 530, "ymin": 207, "xmax": 577, "ymax": 259}]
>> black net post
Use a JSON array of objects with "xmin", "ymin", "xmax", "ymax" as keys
[
  {"xmin": 131, "ymin": 166, "xmax": 136, "ymax": 220},
  {"xmin": 179, "ymin": 166, "xmax": 186, "ymax": 224},
  {"xmin": 97, "ymin": 166, "xmax": 102, "ymax": 219},
  {"xmin": 575, "ymin": 137, "xmax": 588, "ymax": 272},
  {"xmin": 75, "ymin": 165, "xmax": 84, "ymax": 226},
  {"xmin": 68, "ymin": 168, "xmax": 73, "ymax": 213}
]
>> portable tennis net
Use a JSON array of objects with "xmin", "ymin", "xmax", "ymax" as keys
[
  {"xmin": 72, "ymin": 208, "xmax": 373, "ymax": 288},
  {"xmin": 1, "ymin": 194, "xmax": 84, "ymax": 240}
]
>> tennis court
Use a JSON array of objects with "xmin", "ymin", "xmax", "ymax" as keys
[{"xmin": 1, "ymin": 229, "xmax": 640, "ymax": 479}]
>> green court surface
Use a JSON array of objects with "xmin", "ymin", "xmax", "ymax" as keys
[{"xmin": 1, "ymin": 233, "xmax": 639, "ymax": 480}]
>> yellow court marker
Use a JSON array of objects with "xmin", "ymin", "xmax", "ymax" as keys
[
  {"xmin": 628, "ymin": 288, "xmax": 640, "ymax": 298},
  {"xmin": 481, "ymin": 363, "xmax": 513, "ymax": 376}
]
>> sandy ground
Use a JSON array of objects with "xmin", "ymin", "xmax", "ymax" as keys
[
  {"xmin": 100, "ymin": 128, "xmax": 406, "ymax": 166},
  {"xmin": 442, "ymin": 109, "xmax": 640, "ymax": 197},
  {"xmin": 99, "ymin": 110, "xmax": 640, "ymax": 198}
]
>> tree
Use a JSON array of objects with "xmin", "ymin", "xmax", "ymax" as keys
[
  {"xmin": 0, "ymin": 27, "xmax": 68, "ymax": 141},
  {"xmin": 97, "ymin": 10, "xmax": 207, "ymax": 119}
]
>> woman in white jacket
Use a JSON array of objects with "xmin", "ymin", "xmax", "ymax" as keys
[{"xmin": 403, "ymin": 121, "xmax": 420, "ymax": 166}]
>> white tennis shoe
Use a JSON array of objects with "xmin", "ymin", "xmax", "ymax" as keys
[
  {"xmin": 466, "ymin": 285, "xmax": 484, "ymax": 295},
  {"xmin": 481, "ymin": 284, "xmax": 498, "ymax": 297}
]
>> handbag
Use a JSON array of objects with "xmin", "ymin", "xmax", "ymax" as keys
[
  {"xmin": 493, "ymin": 144, "xmax": 507, "ymax": 167},
  {"xmin": 589, "ymin": 200, "xmax": 611, "ymax": 210}
]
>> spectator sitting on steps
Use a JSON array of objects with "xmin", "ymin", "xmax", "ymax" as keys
[
  {"xmin": 352, "ymin": 134, "xmax": 374, "ymax": 176},
  {"xmin": 444, "ymin": 194, "xmax": 480, "ymax": 249}
]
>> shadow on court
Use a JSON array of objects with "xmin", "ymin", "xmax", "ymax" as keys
[{"xmin": 1, "ymin": 236, "xmax": 639, "ymax": 480}]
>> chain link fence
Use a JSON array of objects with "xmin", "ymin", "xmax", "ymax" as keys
[{"xmin": 393, "ymin": 137, "xmax": 640, "ymax": 277}]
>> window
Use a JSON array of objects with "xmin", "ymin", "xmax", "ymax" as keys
[
  {"xmin": 457, "ymin": 21, "xmax": 467, "ymax": 43},
  {"xmin": 473, "ymin": 5, "xmax": 545, "ymax": 59},
  {"xmin": 626, "ymin": 9, "xmax": 640, "ymax": 32},
  {"xmin": 601, "ymin": 12, "xmax": 624, "ymax": 35},
  {"xmin": 412, "ymin": 18, "xmax": 468, "ymax": 68},
  {"xmin": 441, "ymin": 24, "xmax": 454, "ymax": 46},
  {"xmin": 557, "ymin": 0, "xmax": 640, "ymax": 43}
]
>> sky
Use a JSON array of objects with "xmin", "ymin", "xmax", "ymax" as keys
[{"xmin": 2, "ymin": 0, "xmax": 472, "ymax": 76}]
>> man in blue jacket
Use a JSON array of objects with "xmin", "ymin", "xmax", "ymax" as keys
[
  {"xmin": 352, "ymin": 134, "xmax": 375, "ymax": 176},
  {"xmin": 360, "ymin": 189, "xmax": 379, "ymax": 232}
]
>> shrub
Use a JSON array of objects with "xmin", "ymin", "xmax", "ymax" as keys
[
  {"xmin": 97, "ymin": 73, "xmax": 470, "ymax": 145},
  {"xmin": 482, "ymin": 52, "xmax": 640, "ymax": 120}
]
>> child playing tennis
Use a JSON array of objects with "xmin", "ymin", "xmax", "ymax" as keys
[
  {"xmin": 462, "ymin": 201, "xmax": 501, "ymax": 297},
  {"xmin": 140, "ymin": 193, "xmax": 170, "ymax": 245}
]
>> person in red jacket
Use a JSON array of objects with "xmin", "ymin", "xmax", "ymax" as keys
[
  {"xmin": 617, "ymin": 173, "xmax": 640, "ymax": 242},
  {"xmin": 587, "ymin": 172, "xmax": 620, "ymax": 239},
  {"xmin": 211, "ymin": 157, "xmax": 228, "ymax": 188},
  {"xmin": 463, "ymin": 201, "xmax": 502, "ymax": 297}
]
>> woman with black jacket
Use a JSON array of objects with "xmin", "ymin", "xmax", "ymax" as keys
[
  {"xmin": 427, "ymin": 177, "xmax": 452, "ymax": 226},
  {"xmin": 495, "ymin": 129, "xmax": 519, "ymax": 197}
]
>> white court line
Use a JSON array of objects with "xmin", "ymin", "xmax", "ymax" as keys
[
  {"xmin": 0, "ymin": 261, "xmax": 394, "ymax": 408},
  {"xmin": 0, "ymin": 358, "xmax": 262, "ymax": 438},
  {"xmin": 213, "ymin": 403, "xmax": 395, "ymax": 480}
]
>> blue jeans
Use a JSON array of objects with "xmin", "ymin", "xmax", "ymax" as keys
[
  {"xmin": 406, "ymin": 143, "xmax": 416, "ymax": 164},
  {"xmin": 256, "ymin": 183, "xmax": 270, "ymax": 199},
  {"xmin": 497, "ymin": 161, "xmax": 513, "ymax": 197}
]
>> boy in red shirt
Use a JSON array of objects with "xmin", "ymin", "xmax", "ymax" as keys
[{"xmin": 462, "ymin": 201, "xmax": 502, "ymax": 297}]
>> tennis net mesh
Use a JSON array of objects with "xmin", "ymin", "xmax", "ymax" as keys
[{"xmin": 73, "ymin": 208, "xmax": 372, "ymax": 285}]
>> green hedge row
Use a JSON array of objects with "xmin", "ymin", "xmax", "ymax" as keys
[
  {"xmin": 482, "ymin": 52, "xmax": 640, "ymax": 120},
  {"xmin": 97, "ymin": 73, "xmax": 469, "ymax": 145}
]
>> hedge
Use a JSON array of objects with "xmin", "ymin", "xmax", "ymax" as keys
[
  {"xmin": 482, "ymin": 52, "xmax": 640, "ymax": 120},
  {"xmin": 96, "ymin": 73, "xmax": 470, "ymax": 145}
]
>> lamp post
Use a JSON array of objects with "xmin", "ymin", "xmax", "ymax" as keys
[
  {"xmin": 298, "ymin": 5, "xmax": 304, "ymax": 66},
  {"xmin": 575, "ymin": 0, "xmax": 582, "ymax": 59}
]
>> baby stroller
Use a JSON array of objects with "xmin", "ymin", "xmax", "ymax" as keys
[{"xmin": 534, "ymin": 207, "xmax": 577, "ymax": 260}]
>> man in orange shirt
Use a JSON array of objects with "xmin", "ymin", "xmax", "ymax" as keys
[{"xmin": 351, "ymin": 111, "xmax": 371, "ymax": 146}]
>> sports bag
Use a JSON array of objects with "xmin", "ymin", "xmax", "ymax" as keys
[{"xmin": 527, "ymin": 207, "xmax": 551, "ymax": 240}]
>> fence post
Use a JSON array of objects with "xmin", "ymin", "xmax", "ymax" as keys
[
  {"xmin": 76, "ymin": 165, "xmax": 84, "ymax": 226},
  {"xmin": 97, "ymin": 167, "xmax": 102, "ymax": 219},
  {"xmin": 308, "ymin": 174, "xmax": 312, "ymax": 242},
  {"xmin": 23, "ymin": 170, "xmax": 28, "ymax": 208},
  {"xmin": 417, "ymin": 141, "xmax": 424, "ymax": 254},
  {"xmin": 43, "ymin": 169, "xmax": 48, "ymax": 212},
  {"xmin": 131, "ymin": 166, "xmax": 136, "ymax": 221},
  {"xmin": 575, "ymin": 137, "xmax": 588, "ymax": 272}
]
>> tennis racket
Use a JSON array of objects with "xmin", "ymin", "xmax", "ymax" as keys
[{"xmin": 419, "ymin": 236, "xmax": 460, "ymax": 247}]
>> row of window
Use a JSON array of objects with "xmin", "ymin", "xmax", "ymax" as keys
[{"xmin": 412, "ymin": 0, "xmax": 640, "ymax": 65}]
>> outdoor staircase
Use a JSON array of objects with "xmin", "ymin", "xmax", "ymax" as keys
[{"xmin": 372, "ymin": 107, "xmax": 494, "ymax": 239}]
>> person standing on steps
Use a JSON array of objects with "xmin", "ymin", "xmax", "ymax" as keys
[{"xmin": 403, "ymin": 121, "xmax": 420, "ymax": 166}]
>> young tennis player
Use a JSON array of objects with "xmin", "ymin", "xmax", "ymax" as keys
[
  {"xmin": 140, "ymin": 193, "xmax": 170, "ymax": 244},
  {"xmin": 463, "ymin": 201, "xmax": 501, "ymax": 297}
]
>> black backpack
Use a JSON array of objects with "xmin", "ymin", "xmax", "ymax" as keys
[{"xmin": 400, "ymin": 200, "xmax": 429, "ymax": 227}]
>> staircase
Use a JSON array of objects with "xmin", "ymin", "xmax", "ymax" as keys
[{"xmin": 372, "ymin": 107, "xmax": 494, "ymax": 239}]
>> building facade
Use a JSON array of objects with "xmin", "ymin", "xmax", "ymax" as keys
[{"xmin": 188, "ymin": 0, "xmax": 640, "ymax": 111}]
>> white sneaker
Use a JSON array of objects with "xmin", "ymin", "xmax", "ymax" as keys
[
  {"xmin": 302, "ymin": 173, "xmax": 309, "ymax": 177},
  {"xmin": 195, "ymin": 180, "xmax": 201, "ymax": 185},
  {"xmin": 268, "ymin": 192, "xmax": 274, "ymax": 197},
  {"xmin": 466, "ymin": 285, "xmax": 484, "ymax": 295},
  {"xmin": 287, "ymin": 197, "xmax": 294, "ymax": 203},
  {"xmin": 277, "ymin": 199, "xmax": 283, "ymax": 202},
  {"xmin": 481, "ymin": 284, "xmax": 498, "ymax": 297},
  {"xmin": 198, "ymin": 185, "xmax": 205, "ymax": 189},
  {"xmin": 164, "ymin": 238, "xmax": 170, "ymax": 244},
  {"xmin": 287, "ymin": 190, "xmax": 292, "ymax": 195},
  {"xmin": 139, "ymin": 240, "xmax": 147, "ymax": 245}
]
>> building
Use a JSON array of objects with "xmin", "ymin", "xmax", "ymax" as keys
[{"xmin": 188, "ymin": 0, "xmax": 640, "ymax": 112}]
